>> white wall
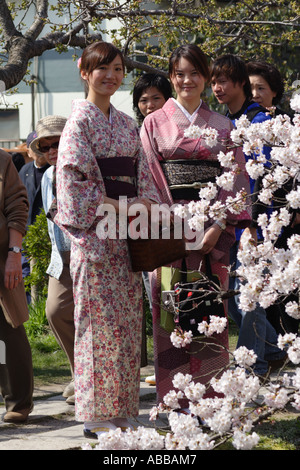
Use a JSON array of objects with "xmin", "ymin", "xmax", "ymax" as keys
[
  {"xmin": 1, "ymin": 87, "xmax": 134, "ymax": 142},
  {"xmin": 0, "ymin": 2, "xmax": 136, "ymax": 143},
  {"xmin": 0, "ymin": 91, "xmax": 85, "ymax": 141}
]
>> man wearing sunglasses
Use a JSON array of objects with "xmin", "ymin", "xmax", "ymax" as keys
[{"xmin": 30, "ymin": 115, "xmax": 75, "ymax": 405}]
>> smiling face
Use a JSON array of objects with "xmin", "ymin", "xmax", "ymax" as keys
[
  {"xmin": 249, "ymin": 74, "xmax": 277, "ymax": 108},
  {"xmin": 81, "ymin": 54, "xmax": 124, "ymax": 102},
  {"xmin": 170, "ymin": 57, "xmax": 205, "ymax": 110}
]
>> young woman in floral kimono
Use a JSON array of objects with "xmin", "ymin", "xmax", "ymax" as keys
[
  {"xmin": 54, "ymin": 42, "xmax": 159, "ymax": 438},
  {"xmin": 140, "ymin": 44, "xmax": 251, "ymax": 408}
]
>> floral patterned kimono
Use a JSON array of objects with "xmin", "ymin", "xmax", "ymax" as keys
[
  {"xmin": 55, "ymin": 99, "xmax": 159, "ymax": 422},
  {"xmin": 140, "ymin": 98, "xmax": 251, "ymax": 405}
]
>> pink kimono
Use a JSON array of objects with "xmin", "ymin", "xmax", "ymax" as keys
[
  {"xmin": 140, "ymin": 98, "xmax": 251, "ymax": 404},
  {"xmin": 55, "ymin": 99, "xmax": 159, "ymax": 422}
]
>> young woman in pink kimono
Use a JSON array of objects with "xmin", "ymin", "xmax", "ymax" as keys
[
  {"xmin": 140, "ymin": 44, "xmax": 251, "ymax": 408},
  {"xmin": 54, "ymin": 42, "xmax": 159, "ymax": 438}
]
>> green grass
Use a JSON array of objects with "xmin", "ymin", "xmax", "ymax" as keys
[
  {"xmin": 29, "ymin": 332, "xmax": 72, "ymax": 387},
  {"xmin": 25, "ymin": 298, "xmax": 72, "ymax": 386},
  {"xmin": 255, "ymin": 414, "xmax": 300, "ymax": 450},
  {"xmin": 217, "ymin": 412, "xmax": 300, "ymax": 450}
]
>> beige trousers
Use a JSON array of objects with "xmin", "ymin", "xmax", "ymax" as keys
[{"xmin": 46, "ymin": 264, "xmax": 75, "ymax": 375}]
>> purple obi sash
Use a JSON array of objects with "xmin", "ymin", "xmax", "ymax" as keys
[{"xmin": 96, "ymin": 157, "xmax": 137, "ymax": 199}]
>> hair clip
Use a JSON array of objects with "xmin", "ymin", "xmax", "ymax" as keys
[{"xmin": 77, "ymin": 57, "xmax": 82, "ymax": 69}]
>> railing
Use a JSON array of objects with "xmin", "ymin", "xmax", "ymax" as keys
[{"xmin": 0, "ymin": 139, "xmax": 22, "ymax": 149}]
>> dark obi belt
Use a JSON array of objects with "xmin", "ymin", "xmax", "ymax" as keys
[
  {"xmin": 160, "ymin": 159, "xmax": 222, "ymax": 200},
  {"xmin": 96, "ymin": 156, "xmax": 137, "ymax": 199}
]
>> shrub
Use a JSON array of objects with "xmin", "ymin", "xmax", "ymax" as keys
[{"xmin": 23, "ymin": 210, "xmax": 51, "ymax": 299}]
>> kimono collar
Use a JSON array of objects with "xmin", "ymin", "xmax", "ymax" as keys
[
  {"xmin": 72, "ymin": 99, "xmax": 114, "ymax": 123},
  {"xmin": 157, "ymin": 98, "xmax": 213, "ymax": 159},
  {"xmin": 171, "ymin": 98, "xmax": 202, "ymax": 122}
]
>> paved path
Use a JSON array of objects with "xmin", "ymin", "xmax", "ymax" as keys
[
  {"xmin": 0, "ymin": 368, "xmax": 164, "ymax": 450},
  {"xmin": 2, "ymin": 365, "xmax": 295, "ymax": 450}
]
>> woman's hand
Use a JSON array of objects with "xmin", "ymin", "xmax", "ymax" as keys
[
  {"xmin": 103, "ymin": 196, "xmax": 156, "ymax": 215},
  {"xmin": 128, "ymin": 197, "xmax": 156, "ymax": 213},
  {"xmin": 239, "ymin": 226, "xmax": 257, "ymax": 250},
  {"xmin": 291, "ymin": 212, "xmax": 300, "ymax": 228},
  {"xmin": 197, "ymin": 224, "xmax": 223, "ymax": 255}
]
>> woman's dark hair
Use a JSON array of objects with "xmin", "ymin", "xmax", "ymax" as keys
[
  {"xmin": 133, "ymin": 73, "xmax": 173, "ymax": 123},
  {"xmin": 168, "ymin": 44, "xmax": 210, "ymax": 82},
  {"xmin": 246, "ymin": 60, "xmax": 284, "ymax": 105},
  {"xmin": 80, "ymin": 41, "xmax": 125, "ymax": 91},
  {"xmin": 211, "ymin": 54, "xmax": 252, "ymax": 99}
]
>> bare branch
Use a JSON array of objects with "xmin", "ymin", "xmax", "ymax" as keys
[{"xmin": 0, "ymin": 0, "xmax": 298, "ymax": 91}]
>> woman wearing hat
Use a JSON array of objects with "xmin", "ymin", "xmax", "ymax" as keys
[
  {"xmin": 29, "ymin": 116, "xmax": 67, "ymax": 166},
  {"xmin": 54, "ymin": 41, "xmax": 160, "ymax": 439},
  {"xmin": 29, "ymin": 115, "xmax": 76, "ymax": 404}
]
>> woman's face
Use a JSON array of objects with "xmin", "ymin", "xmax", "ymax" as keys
[
  {"xmin": 249, "ymin": 74, "xmax": 277, "ymax": 108},
  {"xmin": 38, "ymin": 136, "xmax": 60, "ymax": 166},
  {"xmin": 170, "ymin": 57, "xmax": 205, "ymax": 106},
  {"xmin": 138, "ymin": 86, "xmax": 167, "ymax": 117},
  {"xmin": 81, "ymin": 55, "xmax": 124, "ymax": 99}
]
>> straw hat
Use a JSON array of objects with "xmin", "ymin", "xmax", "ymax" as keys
[{"xmin": 29, "ymin": 115, "xmax": 67, "ymax": 156}]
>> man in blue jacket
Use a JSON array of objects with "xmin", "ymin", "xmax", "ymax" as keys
[
  {"xmin": 211, "ymin": 54, "xmax": 286, "ymax": 377},
  {"xmin": 19, "ymin": 131, "xmax": 50, "ymax": 229},
  {"xmin": 19, "ymin": 131, "xmax": 50, "ymax": 301}
]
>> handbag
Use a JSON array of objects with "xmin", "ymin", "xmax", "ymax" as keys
[
  {"xmin": 160, "ymin": 255, "xmax": 225, "ymax": 335},
  {"xmin": 96, "ymin": 156, "xmax": 187, "ymax": 272},
  {"xmin": 127, "ymin": 218, "xmax": 187, "ymax": 272}
]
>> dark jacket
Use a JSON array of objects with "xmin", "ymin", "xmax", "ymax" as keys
[{"xmin": 19, "ymin": 161, "xmax": 50, "ymax": 227}]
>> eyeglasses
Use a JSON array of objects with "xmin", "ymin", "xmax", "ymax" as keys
[{"xmin": 38, "ymin": 141, "xmax": 60, "ymax": 153}]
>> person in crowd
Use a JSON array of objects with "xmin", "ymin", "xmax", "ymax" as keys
[
  {"xmin": 211, "ymin": 54, "xmax": 287, "ymax": 375},
  {"xmin": 246, "ymin": 60, "xmax": 288, "ymax": 116},
  {"xmin": 19, "ymin": 131, "xmax": 50, "ymax": 228},
  {"xmin": 133, "ymin": 72, "xmax": 173, "ymax": 384},
  {"xmin": 19, "ymin": 131, "xmax": 50, "ymax": 302},
  {"xmin": 247, "ymin": 60, "xmax": 299, "ymax": 335},
  {"xmin": 29, "ymin": 115, "xmax": 75, "ymax": 405},
  {"xmin": 54, "ymin": 41, "xmax": 160, "ymax": 439},
  {"xmin": 0, "ymin": 148, "xmax": 33, "ymax": 423},
  {"xmin": 133, "ymin": 72, "xmax": 173, "ymax": 125},
  {"xmin": 140, "ymin": 44, "xmax": 251, "ymax": 408},
  {"xmin": 11, "ymin": 151, "xmax": 25, "ymax": 172}
]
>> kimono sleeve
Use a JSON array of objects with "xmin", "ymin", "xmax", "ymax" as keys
[
  {"xmin": 134, "ymin": 128, "xmax": 161, "ymax": 204},
  {"xmin": 140, "ymin": 118, "xmax": 174, "ymax": 207},
  {"xmin": 55, "ymin": 115, "xmax": 105, "ymax": 235},
  {"xmin": 223, "ymin": 144, "xmax": 252, "ymax": 228}
]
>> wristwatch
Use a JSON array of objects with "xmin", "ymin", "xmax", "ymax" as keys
[
  {"xmin": 8, "ymin": 246, "xmax": 22, "ymax": 253},
  {"xmin": 214, "ymin": 220, "xmax": 226, "ymax": 231}
]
